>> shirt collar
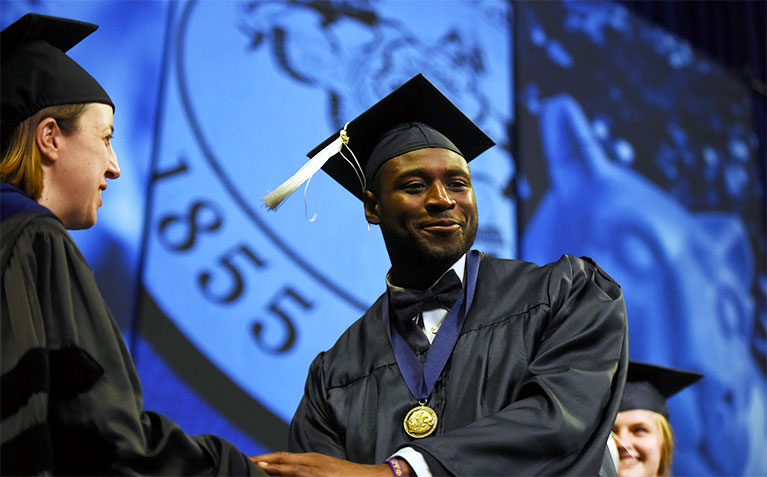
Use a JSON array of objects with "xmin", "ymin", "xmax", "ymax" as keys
[
  {"xmin": 0, "ymin": 182, "xmax": 51, "ymax": 223},
  {"xmin": 386, "ymin": 253, "xmax": 467, "ymax": 293}
]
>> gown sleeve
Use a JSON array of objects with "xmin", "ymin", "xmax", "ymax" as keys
[
  {"xmin": 0, "ymin": 214, "xmax": 266, "ymax": 475},
  {"xmin": 289, "ymin": 351, "xmax": 348, "ymax": 457},
  {"xmin": 409, "ymin": 255, "xmax": 628, "ymax": 476}
]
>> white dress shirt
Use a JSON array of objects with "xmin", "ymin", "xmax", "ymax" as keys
[{"xmin": 386, "ymin": 255, "xmax": 467, "ymax": 477}]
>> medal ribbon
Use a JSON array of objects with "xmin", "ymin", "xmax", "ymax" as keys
[{"xmin": 383, "ymin": 250, "xmax": 481, "ymax": 401}]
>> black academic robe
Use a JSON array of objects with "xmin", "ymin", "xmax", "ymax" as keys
[
  {"xmin": 289, "ymin": 254, "xmax": 628, "ymax": 476},
  {"xmin": 0, "ymin": 183, "xmax": 265, "ymax": 475}
]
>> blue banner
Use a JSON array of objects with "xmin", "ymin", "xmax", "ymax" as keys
[{"xmin": 515, "ymin": 2, "xmax": 766, "ymax": 475}]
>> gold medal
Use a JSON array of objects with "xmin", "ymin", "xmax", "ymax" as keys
[{"xmin": 403, "ymin": 403, "xmax": 438, "ymax": 438}]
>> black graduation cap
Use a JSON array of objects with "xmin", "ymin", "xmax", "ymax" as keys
[
  {"xmin": 262, "ymin": 74, "xmax": 495, "ymax": 208},
  {"xmin": 620, "ymin": 361, "xmax": 703, "ymax": 420},
  {"xmin": 1, "ymin": 13, "xmax": 113, "ymax": 155}
]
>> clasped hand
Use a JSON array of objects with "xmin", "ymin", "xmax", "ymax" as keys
[{"xmin": 250, "ymin": 451, "xmax": 406, "ymax": 477}]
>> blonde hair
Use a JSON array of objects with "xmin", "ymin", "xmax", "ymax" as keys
[
  {"xmin": 1, "ymin": 104, "xmax": 87, "ymax": 199},
  {"xmin": 655, "ymin": 413, "xmax": 674, "ymax": 476}
]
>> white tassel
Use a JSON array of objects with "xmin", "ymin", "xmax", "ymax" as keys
[{"xmin": 262, "ymin": 125, "xmax": 349, "ymax": 211}]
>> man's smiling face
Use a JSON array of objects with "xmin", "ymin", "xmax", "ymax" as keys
[{"xmin": 365, "ymin": 147, "xmax": 477, "ymax": 277}]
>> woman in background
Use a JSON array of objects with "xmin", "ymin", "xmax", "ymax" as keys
[{"xmin": 612, "ymin": 361, "xmax": 702, "ymax": 477}]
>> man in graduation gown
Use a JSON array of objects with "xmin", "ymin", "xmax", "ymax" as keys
[
  {"xmin": 0, "ymin": 13, "xmax": 266, "ymax": 475},
  {"xmin": 253, "ymin": 75, "xmax": 628, "ymax": 476}
]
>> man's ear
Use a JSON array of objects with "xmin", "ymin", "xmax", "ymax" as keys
[
  {"xmin": 364, "ymin": 189, "xmax": 380, "ymax": 225},
  {"xmin": 35, "ymin": 117, "xmax": 61, "ymax": 161}
]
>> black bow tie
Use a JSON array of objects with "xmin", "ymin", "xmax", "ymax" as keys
[{"xmin": 389, "ymin": 271, "xmax": 463, "ymax": 323}]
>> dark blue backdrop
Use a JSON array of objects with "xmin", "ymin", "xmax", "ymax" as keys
[{"xmin": 515, "ymin": 3, "xmax": 765, "ymax": 474}]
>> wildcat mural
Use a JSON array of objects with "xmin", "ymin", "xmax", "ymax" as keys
[{"xmin": 523, "ymin": 95, "xmax": 764, "ymax": 475}]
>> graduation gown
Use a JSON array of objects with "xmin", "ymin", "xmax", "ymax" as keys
[
  {"xmin": 289, "ymin": 254, "xmax": 628, "ymax": 476},
  {"xmin": 0, "ymin": 183, "xmax": 265, "ymax": 475}
]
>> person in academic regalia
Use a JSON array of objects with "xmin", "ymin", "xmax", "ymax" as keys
[
  {"xmin": 252, "ymin": 74, "xmax": 629, "ymax": 476},
  {"xmin": 611, "ymin": 362, "xmax": 703, "ymax": 477},
  {"xmin": 0, "ymin": 13, "xmax": 267, "ymax": 475}
]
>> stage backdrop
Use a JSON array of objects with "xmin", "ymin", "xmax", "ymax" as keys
[
  {"xmin": 1, "ymin": 1, "xmax": 764, "ymax": 475},
  {"xmin": 515, "ymin": 2, "xmax": 765, "ymax": 475}
]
